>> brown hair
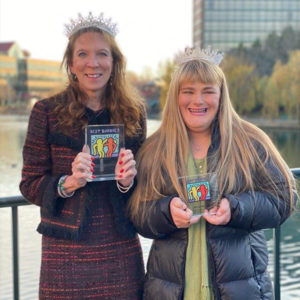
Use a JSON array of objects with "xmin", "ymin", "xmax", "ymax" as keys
[{"xmin": 53, "ymin": 27, "xmax": 144, "ymax": 136}]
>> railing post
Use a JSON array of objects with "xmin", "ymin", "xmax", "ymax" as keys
[
  {"xmin": 273, "ymin": 226, "xmax": 281, "ymax": 300},
  {"xmin": 12, "ymin": 206, "xmax": 19, "ymax": 300}
]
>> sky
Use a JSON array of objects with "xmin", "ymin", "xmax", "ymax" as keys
[{"xmin": 0, "ymin": 0, "xmax": 192, "ymax": 75}]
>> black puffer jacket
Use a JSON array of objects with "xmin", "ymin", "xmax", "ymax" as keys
[{"xmin": 133, "ymin": 130, "xmax": 293, "ymax": 300}]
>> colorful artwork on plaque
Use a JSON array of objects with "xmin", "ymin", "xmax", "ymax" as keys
[
  {"xmin": 186, "ymin": 181, "xmax": 211, "ymax": 202},
  {"xmin": 91, "ymin": 134, "xmax": 119, "ymax": 158}
]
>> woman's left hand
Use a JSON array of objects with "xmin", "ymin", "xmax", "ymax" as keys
[
  {"xmin": 115, "ymin": 148, "xmax": 137, "ymax": 187},
  {"xmin": 203, "ymin": 198, "xmax": 231, "ymax": 225}
]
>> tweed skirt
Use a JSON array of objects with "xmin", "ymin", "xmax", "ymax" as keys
[{"xmin": 39, "ymin": 186, "xmax": 145, "ymax": 299}]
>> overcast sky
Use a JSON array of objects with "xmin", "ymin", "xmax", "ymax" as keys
[{"xmin": 0, "ymin": 0, "xmax": 192, "ymax": 74}]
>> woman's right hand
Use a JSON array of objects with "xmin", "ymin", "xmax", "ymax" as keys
[
  {"xmin": 170, "ymin": 197, "xmax": 201, "ymax": 228},
  {"xmin": 64, "ymin": 145, "xmax": 94, "ymax": 192}
]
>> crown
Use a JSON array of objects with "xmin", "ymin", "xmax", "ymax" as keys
[
  {"xmin": 175, "ymin": 46, "xmax": 224, "ymax": 66},
  {"xmin": 64, "ymin": 12, "xmax": 118, "ymax": 38}
]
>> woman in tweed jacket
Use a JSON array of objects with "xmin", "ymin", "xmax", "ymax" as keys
[{"xmin": 20, "ymin": 12, "xmax": 146, "ymax": 300}]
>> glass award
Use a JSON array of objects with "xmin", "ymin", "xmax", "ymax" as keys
[
  {"xmin": 85, "ymin": 124, "xmax": 124, "ymax": 181},
  {"xmin": 179, "ymin": 173, "xmax": 219, "ymax": 216}
]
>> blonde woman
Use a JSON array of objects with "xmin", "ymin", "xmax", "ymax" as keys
[{"xmin": 129, "ymin": 48, "xmax": 297, "ymax": 300}]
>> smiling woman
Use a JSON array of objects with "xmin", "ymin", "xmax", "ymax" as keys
[
  {"xmin": 69, "ymin": 31, "xmax": 113, "ymax": 106},
  {"xmin": 128, "ymin": 47, "xmax": 298, "ymax": 300},
  {"xmin": 178, "ymin": 82, "xmax": 220, "ymax": 155},
  {"xmin": 19, "ymin": 12, "xmax": 146, "ymax": 300}
]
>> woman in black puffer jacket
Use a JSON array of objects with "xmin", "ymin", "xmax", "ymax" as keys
[{"xmin": 128, "ymin": 47, "xmax": 298, "ymax": 300}]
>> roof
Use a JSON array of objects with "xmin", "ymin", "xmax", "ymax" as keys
[{"xmin": 0, "ymin": 42, "xmax": 15, "ymax": 52}]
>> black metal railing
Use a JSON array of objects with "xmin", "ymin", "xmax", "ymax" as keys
[{"xmin": 1, "ymin": 168, "xmax": 300, "ymax": 300}]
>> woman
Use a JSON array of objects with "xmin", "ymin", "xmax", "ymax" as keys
[
  {"xmin": 20, "ymin": 12, "xmax": 146, "ymax": 299},
  {"xmin": 129, "ymin": 47, "xmax": 298, "ymax": 300}
]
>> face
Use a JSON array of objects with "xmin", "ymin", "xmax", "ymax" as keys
[
  {"xmin": 70, "ymin": 31, "xmax": 113, "ymax": 98},
  {"xmin": 178, "ymin": 81, "xmax": 220, "ymax": 134}
]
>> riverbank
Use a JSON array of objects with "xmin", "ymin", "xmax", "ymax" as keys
[
  {"xmin": 148, "ymin": 113, "xmax": 300, "ymax": 129},
  {"xmin": 0, "ymin": 110, "xmax": 299, "ymax": 129},
  {"xmin": 244, "ymin": 117, "xmax": 300, "ymax": 130},
  {"xmin": 0, "ymin": 106, "xmax": 31, "ymax": 116}
]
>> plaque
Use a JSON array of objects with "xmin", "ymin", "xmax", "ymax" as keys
[
  {"xmin": 85, "ymin": 124, "xmax": 124, "ymax": 181},
  {"xmin": 179, "ymin": 173, "xmax": 219, "ymax": 216}
]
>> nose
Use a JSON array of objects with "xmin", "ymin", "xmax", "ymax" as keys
[
  {"xmin": 194, "ymin": 92, "xmax": 204, "ymax": 104},
  {"xmin": 86, "ymin": 54, "xmax": 99, "ymax": 67}
]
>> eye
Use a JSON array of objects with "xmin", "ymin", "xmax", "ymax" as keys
[
  {"xmin": 98, "ymin": 51, "xmax": 109, "ymax": 57},
  {"xmin": 78, "ymin": 52, "xmax": 86, "ymax": 57},
  {"xmin": 204, "ymin": 89, "xmax": 217, "ymax": 94},
  {"xmin": 181, "ymin": 90, "xmax": 193, "ymax": 94}
]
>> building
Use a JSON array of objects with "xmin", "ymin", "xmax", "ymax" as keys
[
  {"xmin": 193, "ymin": 0, "xmax": 300, "ymax": 50},
  {"xmin": 0, "ymin": 41, "xmax": 66, "ymax": 105},
  {"xmin": 26, "ymin": 58, "xmax": 66, "ymax": 99}
]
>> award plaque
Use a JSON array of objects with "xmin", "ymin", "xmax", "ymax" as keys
[
  {"xmin": 85, "ymin": 124, "xmax": 124, "ymax": 181},
  {"xmin": 179, "ymin": 173, "xmax": 219, "ymax": 216}
]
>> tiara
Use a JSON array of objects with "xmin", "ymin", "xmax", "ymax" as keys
[
  {"xmin": 64, "ymin": 12, "xmax": 118, "ymax": 38},
  {"xmin": 175, "ymin": 46, "xmax": 224, "ymax": 66}
]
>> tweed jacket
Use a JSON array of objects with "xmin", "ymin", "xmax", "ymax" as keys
[{"xmin": 20, "ymin": 95, "xmax": 146, "ymax": 240}]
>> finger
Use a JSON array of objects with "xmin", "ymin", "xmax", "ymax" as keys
[
  {"xmin": 75, "ymin": 153, "xmax": 94, "ymax": 168},
  {"xmin": 117, "ymin": 159, "xmax": 136, "ymax": 174},
  {"xmin": 82, "ymin": 144, "xmax": 91, "ymax": 154},
  {"xmin": 172, "ymin": 207, "xmax": 192, "ymax": 222},
  {"xmin": 190, "ymin": 215, "xmax": 201, "ymax": 224},
  {"xmin": 73, "ymin": 161, "xmax": 93, "ymax": 174},
  {"xmin": 185, "ymin": 208, "xmax": 193, "ymax": 219},
  {"xmin": 219, "ymin": 198, "xmax": 230, "ymax": 212},
  {"xmin": 207, "ymin": 206, "xmax": 218, "ymax": 213},
  {"xmin": 118, "ymin": 149, "xmax": 133, "ymax": 166},
  {"xmin": 204, "ymin": 210, "xmax": 227, "ymax": 225},
  {"xmin": 174, "ymin": 216, "xmax": 191, "ymax": 228},
  {"xmin": 203, "ymin": 214, "xmax": 219, "ymax": 224},
  {"xmin": 171, "ymin": 197, "xmax": 187, "ymax": 210},
  {"xmin": 117, "ymin": 169, "xmax": 136, "ymax": 185}
]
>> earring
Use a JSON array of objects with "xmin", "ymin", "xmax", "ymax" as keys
[{"xmin": 71, "ymin": 73, "xmax": 77, "ymax": 81}]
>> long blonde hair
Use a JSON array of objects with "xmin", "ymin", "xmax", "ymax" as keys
[
  {"xmin": 53, "ymin": 27, "xmax": 144, "ymax": 137},
  {"xmin": 129, "ymin": 58, "xmax": 296, "ymax": 220}
]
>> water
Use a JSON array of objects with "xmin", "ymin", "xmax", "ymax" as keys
[{"xmin": 0, "ymin": 115, "xmax": 299, "ymax": 299}]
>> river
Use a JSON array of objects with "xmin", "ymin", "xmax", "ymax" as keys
[{"xmin": 0, "ymin": 115, "xmax": 299, "ymax": 299}]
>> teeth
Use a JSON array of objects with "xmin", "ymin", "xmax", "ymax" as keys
[
  {"xmin": 87, "ymin": 74, "xmax": 100, "ymax": 78},
  {"xmin": 190, "ymin": 108, "xmax": 207, "ymax": 112}
]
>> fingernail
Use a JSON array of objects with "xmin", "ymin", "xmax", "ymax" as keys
[
  {"xmin": 92, "ymin": 175, "xmax": 96, "ymax": 179},
  {"xmin": 121, "ymin": 153, "xmax": 125, "ymax": 158},
  {"xmin": 119, "ymin": 161, "xmax": 123, "ymax": 165},
  {"xmin": 119, "ymin": 175, "xmax": 123, "ymax": 178},
  {"xmin": 120, "ymin": 168, "xmax": 124, "ymax": 173},
  {"xmin": 91, "ymin": 157, "xmax": 95, "ymax": 161},
  {"xmin": 91, "ymin": 162, "xmax": 95, "ymax": 167},
  {"xmin": 90, "ymin": 168, "xmax": 94, "ymax": 173}
]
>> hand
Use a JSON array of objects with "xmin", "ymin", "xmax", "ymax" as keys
[
  {"xmin": 203, "ymin": 198, "xmax": 231, "ymax": 225},
  {"xmin": 115, "ymin": 148, "xmax": 137, "ymax": 187},
  {"xmin": 69, "ymin": 144, "xmax": 94, "ymax": 189},
  {"xmin": 170, "ymin": 197, "xmax": 201, "ymax": 228}
]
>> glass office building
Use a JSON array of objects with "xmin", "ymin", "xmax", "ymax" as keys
[{"xmin": 193, "ymin": 0, "xmax": 300, "ymax": 50}]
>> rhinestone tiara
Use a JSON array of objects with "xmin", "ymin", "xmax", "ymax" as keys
[
  {"xmin": 175, "ymin": 46, "xmax": 224, "ymax": 66},
  {"xmin": 64, "ymin": 12, "xmax": 118, "ymax": 39}
]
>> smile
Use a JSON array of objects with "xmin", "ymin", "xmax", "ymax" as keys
[
  {"xmin": 188, "ymin": 108, "xmax": 208, "ymax": 113},
  {"xmin": 85, "ymin": 73, "xmax": 102, "ymax": 78}
]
